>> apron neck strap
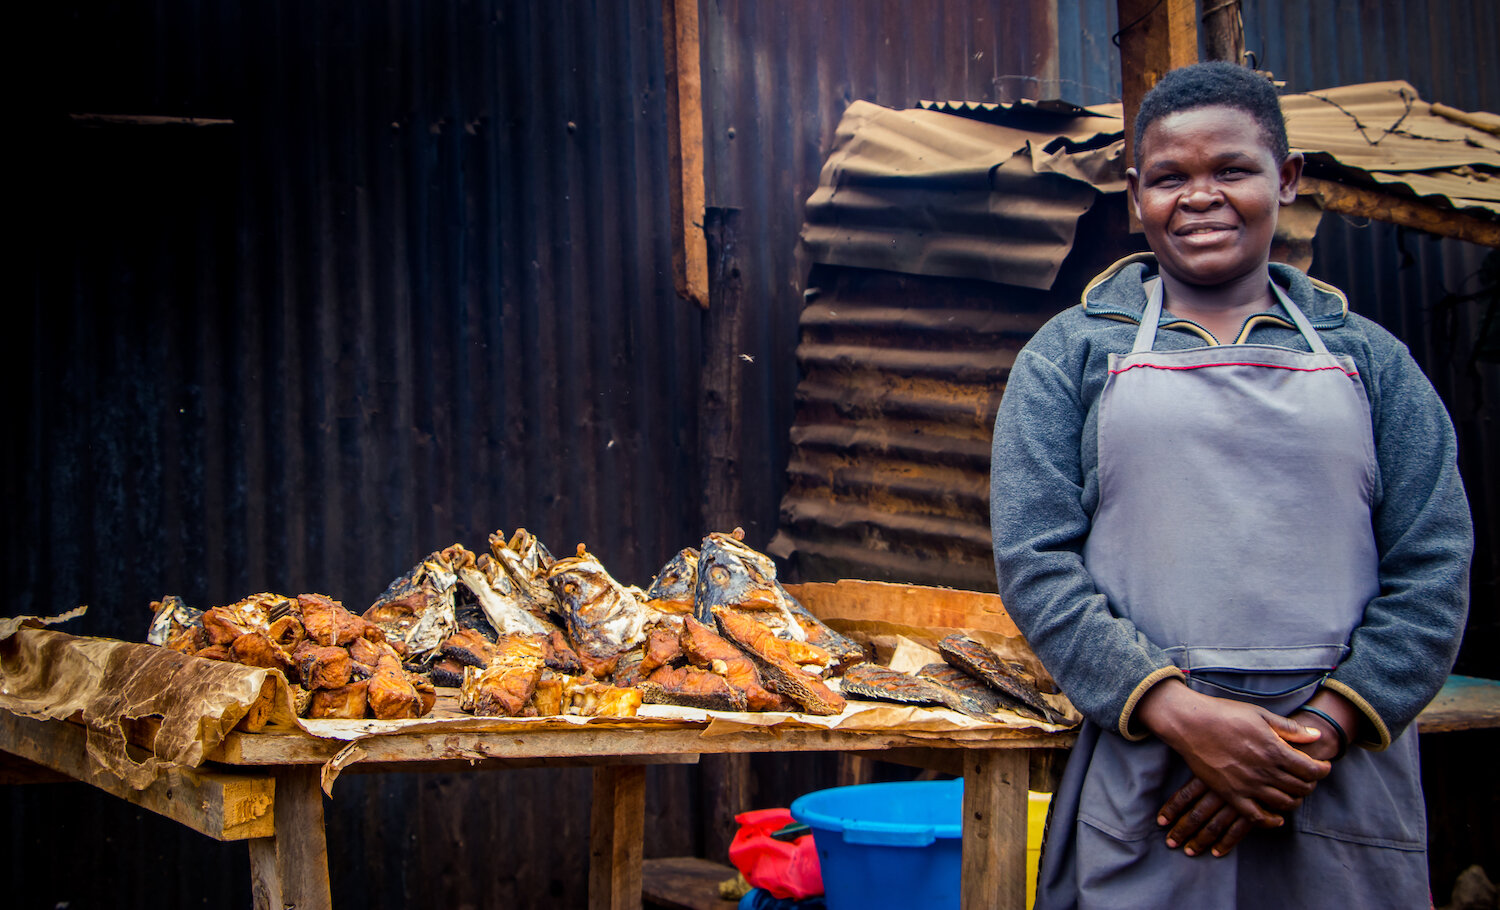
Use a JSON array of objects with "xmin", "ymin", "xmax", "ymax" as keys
[
  {"xmin": 1270, "ymin": 282, "xmax": 1331, "ymax": 354},
  {"xmin": 1131, "ymin": 275, "xmax": 1330, "ymax": 354}
]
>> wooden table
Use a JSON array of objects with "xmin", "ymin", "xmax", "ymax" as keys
[
  {"xmin": 7, "ymin": 675, "xmax": 1494, "ymax": 910},
  {"xmin": 0, "ymin": 702, "xmax": 1074, "ymax": 910}
]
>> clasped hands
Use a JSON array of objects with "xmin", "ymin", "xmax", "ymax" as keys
[{"xmin": 1133, "ymin": 679, "xmax": 1353, "ymax": 859}]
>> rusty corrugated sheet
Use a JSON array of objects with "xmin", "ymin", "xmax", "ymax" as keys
[
  {"xmin": 771, "ymin": 197, "xmax": 1144, "ymax": 589},
  {"xmin": 695, "ymin": 0, "xmax": 1068, "ymax": 553}
]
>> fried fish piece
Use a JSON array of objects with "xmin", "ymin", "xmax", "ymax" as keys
[
  {"xmin": 368, "ymin": 658, "xmax": 424, "ymax": 719},
  {"xmin": 230, "ymin": 630, "xmax": 296, "ymax": 677},
  {"xmin": 458, "ymin": 635, "xmax": 547, "ymax": 717},
  {"xmin": 937, "ymin": 634, "xmax": 1067, "ymax": 724},
  {"xmin": 440, "ymin": 627, "xmax": 495, "ymax": 668},
  {"xmin": 489, "ymin": 528, "xmax": 563, "ymax": 622},
  {"xmin": 293, "ymin": 642, "xmax": 354, "ymax": 690},
  {"xmin": 639, "ymin": 665, "xmax": 749, "ymax": 712},
  {"xmin": 299, "ymin": 593, "xmax": 371, "ymax": 647},
  {"xmin": 165, "ymin": 625, "xmax": 207, "ymax": 655},
  {"xmin": 639, "ymin": 625, "xmax": 686, "ymax": 676},
  {"xmin": 695, "ymin": 530, "xmax": 805, "ymax": 638},
  {"xmin": 531, "ymin": 670, "xmax": 566, "ymax": 716},
  {"xmin": 712, "ymin": 609, "xmax": 845, "ymax": 716},
  {"xmin": 429, "ymin": 657, "xmax": 467, "ymax": 688},
  {"xmin": 917, "ymin": 663, "xmax": 1009, "ymax": 715},
  {"xmin": 679, "ymin": 617, "xmax": 790, "ymax": 712},
  {"xmin": 564, "ymin": 678, "xmax": 642, "ymax": 717},
  {"xmin": 308, "ymin": 680, "xmax": 370, "ymax": 719},
  {"xmin": 840, "ymin": 663, "xmax": 990, "ymax": 719}
]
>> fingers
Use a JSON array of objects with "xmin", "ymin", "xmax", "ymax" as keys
[
  {"xmin": 1157, "ymin": 776, "xmax": 1207, "ymax": 828},
  {"xmin": 1208, "ymin": 815, "xmax": 1257, "ymax": 858},
  {"xmin": 1182, "ymin": 803, "xmax": 1242, "ymax": 857},
  {"xmin": 1165, "ymin": 788, "xmax": 1224, "ymax": 849}
]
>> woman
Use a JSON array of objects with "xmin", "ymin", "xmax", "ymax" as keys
[{"xmin": 989, "ymin": 62, "xmax": 1472, "ymax": 908}]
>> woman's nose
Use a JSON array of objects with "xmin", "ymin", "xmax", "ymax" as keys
[{"xmin": 1181, "ymin": 182, "xmax": 1222, "ymax": 209}]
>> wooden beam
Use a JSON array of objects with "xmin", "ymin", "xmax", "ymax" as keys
[
  {"xmin": 590, "ymin": 764, "xmax": 648, "ymax": 910},
  {"xmin": 1201, "ymin": 0, "xmax": 1245, "ymax": 65},
  {"xmin": 0, "ymin": 711, "xmax": 275, "ymax": 841},
  {"xmin": 248, "ymin": 766, "xmax": 332, "ymax": 910},
  {"xmin": 662, "ymin": 0, "xmax": 709, "ymax": 309},
  {"xmin": 961, "ymin": 750, "xmax": 1030, "ymax": 910},
  {"xmin": 1300, "ymin": 176, "xmax": 1500, "ymax": 249},
  {"xmin": 1117, "ymin": 0, "xmax": 1198, "ymax": 229}
]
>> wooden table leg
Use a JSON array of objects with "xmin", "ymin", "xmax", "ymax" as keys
[
  {"xmin": 962, "ymin": 749, "xmax": 1028, "ymax": 910},
  {"xmin": 589, "ymin": 764, "xmax": 647, "ymax": 910},
  {"xmin": 249, "ymin": 766, "xmax": 332, "ymax": 910}
]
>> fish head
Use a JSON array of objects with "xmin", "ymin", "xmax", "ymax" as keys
[
  {"xmin": 695, "ymin": 532, "xmax": 781, "ymax": 617},
  {"xmin": 645, "ymin": 547, "xmax": 700, "ymax": 606}
]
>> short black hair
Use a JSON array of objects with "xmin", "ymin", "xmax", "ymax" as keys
[{"xmin": 1134, "ymin": 61, "xmax": 1289, "ymax": 166}]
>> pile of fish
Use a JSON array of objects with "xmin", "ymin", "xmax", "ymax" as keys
[
  {"xmin": 147, "ymin": 591, "xmax": 436, "ymax": 720},
  {"xmin": 146, "ymin": 527, "xmax": 1069, "ymax": 726}
]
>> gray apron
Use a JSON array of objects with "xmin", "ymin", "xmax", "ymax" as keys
[{"xmin": 1035, "ymin": 280, "xmax": 1429, "ymax": 909}]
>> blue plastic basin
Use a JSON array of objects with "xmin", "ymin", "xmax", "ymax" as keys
[{"xmin": 790, "ymin": 779, "xmax": 964, "ymax": 910}]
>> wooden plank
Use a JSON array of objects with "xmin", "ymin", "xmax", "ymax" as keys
[
  {"xmin": 0, "ymin": 749, "xmax": 73, "ymax": 785},
  {"xmin": 642, "ymin": 857, "xmax": 741, "ymax": 910},
  {"xmin": 1300, "ymin": 176, "xmax": 1500, "ymax": 249},
  {"xmin": 961, "ymin": 750, "xmax": 1029, "ymax": 910},
  {"xmin": 214, "ymin": 724, "xmax": 1076, "ymax": 766},
  {"xmin": 661, "ymin": 0, "xmax": 709, "ymax": 309},
  {"xmin": 332, "ymin": 753, "xmax": 700, "ymax": 776},
  {"xmin": 1201, "ymin": 0, "xmax": 1245, "ymax": 65},
  {"xmin": 1117, "ymin": 0, "xmax": 1198, "ymax": 229},
  {"xmin": 0, "ymin": 711, "xmax": 274, "ymax": 840},
  {"xmin": 248, "ymin": 765, "xmax": 332, "ymax": 910},
  {"xmin": 786, "ymin": 580, "xmax": 1020, "ymax": 637},
  {"xmin": 591, "ymin": 764, "xmax": 648, "ymax": 910},
  {"xmin": 1418, "ymin": 675, "xmax": 1500, "ymax": 733}
]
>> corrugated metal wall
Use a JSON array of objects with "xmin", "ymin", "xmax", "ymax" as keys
[
  {"xmin": 10, "ymin": 3, "xmax": 701, "ymax": 907},
  {"xmin": 696, "ymin": 0, "xmax": 1070, "ymax": 547}
]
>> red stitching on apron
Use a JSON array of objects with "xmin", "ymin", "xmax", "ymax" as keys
[{"xmin": 1110, "ymin": 361, "xmax": 1358, "ymax": 377}]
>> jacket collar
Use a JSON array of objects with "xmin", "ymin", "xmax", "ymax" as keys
[{"xmin": 1082, "ymin": 253, "xmax": 1349, "ymax": 330}]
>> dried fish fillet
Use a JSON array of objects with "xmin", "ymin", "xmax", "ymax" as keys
[
  {"xmin": 839, "ymin": 663, "xmax": 990, "ymax": 719},
  {"xmin": 713, "ymin": 608, "xmax": 845, "ymax": 716},
  {"xmin": 937, "ymin": 634, "xmax": 1067, "ymax": 724}
]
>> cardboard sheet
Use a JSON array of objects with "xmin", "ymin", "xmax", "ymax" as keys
[{"xmin": 0, "ymin": 615, "xmax": 296, "ymax": 790}]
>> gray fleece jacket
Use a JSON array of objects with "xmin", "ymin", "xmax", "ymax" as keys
[{"xmin": 990, "ymin": 254, "xmax": 1473, "ymax": 747}]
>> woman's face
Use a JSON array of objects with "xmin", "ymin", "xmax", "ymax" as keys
[{"xmin": 1127, "ymin": 105, "xmax": 1302, "ymax": 289}]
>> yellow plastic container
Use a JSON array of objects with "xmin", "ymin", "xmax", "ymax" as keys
[{"xmin": 1026, "ymin": 791, "xmax": 1052, "ymax": 909}]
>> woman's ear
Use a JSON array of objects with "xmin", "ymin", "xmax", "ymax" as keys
[
  {"xmin": 1126, "ymin": 167, "xmax": 1143, "ymax": 220},
  {"xmin": 1278, "ymin": 152, "xmax": 1304, "ymax": 205}
]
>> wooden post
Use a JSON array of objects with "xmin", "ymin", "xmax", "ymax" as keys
[
  {"xmin": 590, "ymin": 764, "xmax": 649, "ymax": 910},
  {"xmin": 662, "ymin": 0, "xmax": 709, "ymax": 309},
  {"xmin": 1117, "ymin": 0, "xmax": 1198, "ymax": 228},
  {"xmin": 248, "ymin": 766, "xmax": 332, "ymax": 910},
  {"xmin": 698, "ymin": 204, "xmax": 755, "ymax": 864},
  {"xmin": 700, "ymin": 204, "xmax": 746, "ymax": 538},
  {"xmin": 1201, "ymin": 0, "xmax": 1245, "ymax": 65},
  {"xmin": 961, "ymin": 750, "xmax": 1030, "ymax": 910}
]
